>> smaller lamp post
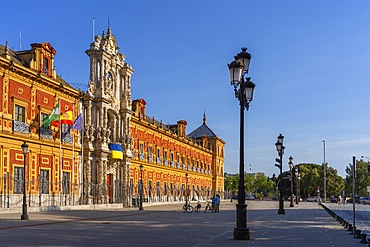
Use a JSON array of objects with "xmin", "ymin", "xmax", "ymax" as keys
[
  {"xmin": 185, "ymin": 173, "xmax": 188, "ymax": 206},
  {"xmin": 21, "ymin": 142, "xmax": 29, "ymax": 220},
  {"xmin": 295, "ymin": 167, "xmax": 300, "ymax": 204},
  {"xmin": 139, "ymin": 164, "xmax": 144, "ymax": 210},
  {"xmin": 275, "ymin": 134, "xmax": 285, "ymax": 214},
  {"xmin": 288, "ymin": 156, "xmax": 294, "ymax": 207}
]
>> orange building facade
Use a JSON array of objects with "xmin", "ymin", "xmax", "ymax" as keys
[
  {"xmin": 0, "ymin": 28, "xmax": 224, "ymax": 209},
  {"xmin": 129, "ymin": 99, "xmax": 225, "ymax": 205},
  {"xmin": 0, "ymin": 42, "xmax": 81, "ymax": 207}
]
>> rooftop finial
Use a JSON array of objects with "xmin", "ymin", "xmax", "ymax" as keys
[
  {"xmin": 4, "ymin": 41, "xmax": 10, "ymax": 59},
  {"xmin": 203, "ymin": 110, "xmax": 206, "ymax": 125},
  {"xmin": 107, "ymin": 17, "xmax": 111, "ymax": 35}
]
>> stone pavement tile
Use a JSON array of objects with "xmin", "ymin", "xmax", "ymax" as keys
[
  {"xmin": 0, "ymin": 201, "xmax": 365, "ymax": 247},
  {"xmin": 245, "ymin": 202, "xmax": 362, "ymax": 247}
]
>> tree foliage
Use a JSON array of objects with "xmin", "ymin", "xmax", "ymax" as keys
[
  {"xmin": 344, "ymin": 159, "xmax": 370, "ymax": 196},
  {"xmin": 224, "ymin": 172, "xmax": 274, "ymax": 198},
  {"xmin": 289, "ymin": 163, "xmax": 344, "ymax": 199},
  {"xmin": 225, "ymin": 163, "xmax": 344, "ymax": 200}
]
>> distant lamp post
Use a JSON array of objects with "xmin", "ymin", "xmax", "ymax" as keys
[
  {"xmin": 288, "ymin": 156, "xmax": 294, "ymax": 207},
  {"xmin": 139, "ymin": 164, "xmax": 144, "ymax": 210},
  {"xmin": 275, "ymin": 134, "xmax": 285, "ymax": 214},
  {"xmin": 295, "ymin": 167, "xmax": 300, "ymax": 204},
  {"xmin": 185, "ymin": 173, "xmax": 188, "ymax": 206},
  {"xmin": 21, "ymin": 142, "xmax": 29, "ymax": 220},
  {"xmin": 323, "ymin": 140, "xmax": 326, "ymax": 202},
  {"xmin": 228, "ymin": 47, "xmax": 256, "ymax": 240}
]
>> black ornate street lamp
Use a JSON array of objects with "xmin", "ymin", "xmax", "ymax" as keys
[
  {"xmin": 228, "ymin": 47, "xmax": 256, "ymax": 240},
  {"xmin": 139, "ymin": 164, "xmax": 144, "ymax": 210},
  {"xmin": 295, "ymin": 167, "xmax": 300, "ymax": 204},
  {"xmin": 21, "ymin": 142, "xmax": 29, "ymax": 220},
  {"xmin": 275, "ymin": 134, "xmax": 285, "ymax": 214},
  {"xmin": 288, "ymin": 156, "xmax": 294, "ymax": 208}
]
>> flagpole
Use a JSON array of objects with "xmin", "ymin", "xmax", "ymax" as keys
[
  {"xmin": 59, "ymin": 99, "xmax": 62, "ymax": 206},
  {"xmin": 72, "ymin": 103, "xmax": 75, "ymax": 205},
  {"xmin": 81, "ymin": 103, "xmax": 85, "ymax": 204}
]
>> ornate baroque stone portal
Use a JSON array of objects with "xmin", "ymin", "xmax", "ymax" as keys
[{"xmin": 83, "ymin": 26, "xmax": 134, "ymax": 206}]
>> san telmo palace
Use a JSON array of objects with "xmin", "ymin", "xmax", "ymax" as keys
[{"xmin": 0, "ymin": 27, "xmax": 224, "ymax": 209}]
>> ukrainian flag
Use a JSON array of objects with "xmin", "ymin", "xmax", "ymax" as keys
[{"xmin": 108, "ymin": 143, "xmax": 123, "ymax": 160}]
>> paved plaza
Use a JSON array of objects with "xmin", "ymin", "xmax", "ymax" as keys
[{"xmin": 0, "ymin": 200, "xmax": 366, "ymax": 247}]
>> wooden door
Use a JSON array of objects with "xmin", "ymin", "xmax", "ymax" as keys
[{"xmin": 107, "ymin": 174, "xmax": 113, "ymax": 203}]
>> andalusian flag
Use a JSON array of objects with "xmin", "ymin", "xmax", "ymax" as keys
[
  {"xmin": 108, "ymin": 143, "xmax": 123, "ymax": 160},
  {"xmin": 61, "ymin": 108, "xmax": 73, "ymax": 125},
  {"xmin": 42, "ymin": 103, "xmax": 60, "ymax": 128}
]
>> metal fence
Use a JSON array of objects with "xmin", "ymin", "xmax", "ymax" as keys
[{"xmin": 0, "ymin": 174, "xmax": 218, "ymax": 209}]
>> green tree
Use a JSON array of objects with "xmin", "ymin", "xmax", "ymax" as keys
[
  {"xmin": 297, "ymin": 163, "xmax": 344, "ymax": 199},
  {"xmin": 326, "ymin": 166, "xmax": 345, "ymax": 198},
  {"xmin": 224, "ymin": 173, "xmax": 238, "ymax": 198},
  {"xmin": 345, "ymin": 159, "xmax": 370, "ymax": 196},
  {"xmin": 254, "ymin": 172, "xmax": 274, "ymax": 197},
  {"xmin": 245, "ymin": 173, "xmax": 255, "ymax": 194}
]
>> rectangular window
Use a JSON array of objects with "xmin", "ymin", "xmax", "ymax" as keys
[
  {"xmin": 156, "ymin": 182, "xmax": 160, "ymax": 196},
  {"xmin": 14, "ymin": 105, "xmax": 25, "ymax": 122},
  {"xmin": 170, "ymin": 153, "xmax": 174, "ymax": 161},
  {"xmin": 139, "ymin": 143, "xmax": 143, "ymax": 154},
  {"xmin": 62, "ymin": 172, "xmax": 70, "ymax": 194},
  {"xmin": 40, "ymin": 169, "xmax": 49, "ymax": 194},
  {"xmin": 44, "ymin": 57, "xmax": 49, "ymax": 75},
  {"xmin": 164, "ymin": 182, "xmax": 167, "ymax": 195},
  {"xmin": 41, "ymin": 113, "xmax": 48, "ymax": 127},
  {"xmin": 14, "ymin": 167, "xmax": 23, "ymax": 194},
  {"xmin": 148, "ymin": 180, "xmax": 152, "ymax": 197},
  {"xmin": 164, "ymin": 150, "xmax": 167, "ymax": 160},
  {"xmin": 148, "ymin": 146, "xmax": 153, "ymax": 162},
  {"xmin": 156, "ymin": 148, "xmax": 160, "ymax": 158}
]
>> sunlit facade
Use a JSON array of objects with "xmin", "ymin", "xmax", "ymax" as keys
[
  {"xmin": 130, "ymin": 99, "xmax": 225, "ymax": 204},
  {"xmin": 0, "ymin": 42, "xmax": 81, "ymax": 207}
]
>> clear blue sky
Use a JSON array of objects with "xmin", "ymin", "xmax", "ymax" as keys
[{"xmin": 2, "ymin": 1, "xmax": 370, "ymax": 177}]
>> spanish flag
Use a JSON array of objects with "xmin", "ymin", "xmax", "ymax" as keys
[
  {"xmin": 108, "ymin": 143, "xmax": 123, "ymax": 160},
  {"xmin": 61, "ymin": 108, "xmax": 73, "ymax": 125}
]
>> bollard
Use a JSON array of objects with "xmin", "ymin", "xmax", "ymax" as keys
[
  {"xmin": 344, "ymin": 222, "xmax": 349, "ymax": 228},
  {"xmin": 347, "ymin": 224, "xmax": 353, "ymax": 232},
  {"xmin": 359, "ymin": 233, "xmax": 367, "ymax": 244},
  {"xmin": 355, "ymin": 229, "xmax": 362, "ymax": 239}
]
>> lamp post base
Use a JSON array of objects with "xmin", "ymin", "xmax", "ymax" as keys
[
  {"xmin": 233, "ymin": 227, "xmax": 250, "ymax": 240},
  {"xmin": 278, "ymin": 208, "xmax": 285, "ymax": 214},
  {"xmin": 21, "ymin": 214, "xmax": 29, "ymax": 220},
  {"xmin": 278, "ymin": 198, "xmax": 285, "ymax": 214},
  {"xmin": 21, "ymin": 201, "xmax": 29, "ymax": 220}
]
